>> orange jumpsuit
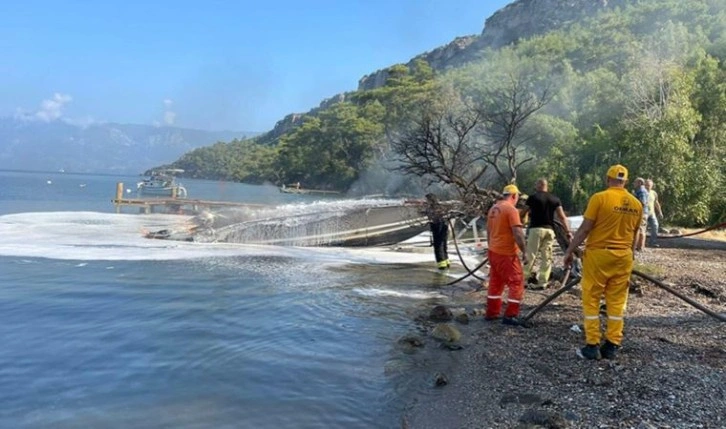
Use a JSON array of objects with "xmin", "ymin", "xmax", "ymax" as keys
[{"xmin": 486, "ymin": 200, "xmax": 524, "ymax": 319}]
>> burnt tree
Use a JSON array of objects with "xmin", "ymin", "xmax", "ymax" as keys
[
  {"xmin": 391, "ymin": 99, "xmax": 498, "ymax": 215},
  {"xmin": 391, "ymin": 73, "xmax": 553, "ymax": 215},
  {"xmin": 476, "ymin": 72, "xmax": 553, "ymax": 183}
]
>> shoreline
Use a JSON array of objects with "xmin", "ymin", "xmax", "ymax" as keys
[{"xmin": 399, "ymin": 238, "xmax": 726, "ymax": 428}]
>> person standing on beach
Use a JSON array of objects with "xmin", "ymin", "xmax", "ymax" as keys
[
  {"xmin": 644, "ymin": 179, "xmax": 663, "ymax": 246},
  {"xmin": 632, "ymin": 177, "xmax": 649, "ymax": 251},
  {"xmin": 520, "ymin": 178, "xmax": 573, "ymax": 289},
  {"xmin": 563, "ymin": 164, "xmax": 642, "ymax": 360},
  {"xmin": 485, "ymin": 184, "xmax": 528, "ymax": 325},
  {"xmin": 424, "ymin": 193, "xmax": 450, "ymax": 270}
]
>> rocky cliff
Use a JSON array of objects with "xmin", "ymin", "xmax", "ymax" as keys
[
  {"xmin": 480, "ymin": 0, "xmax": 627, "ymax": 48},
  {"xmin": 359, "ymin": 0, "xmax": 628, "ymax": 90},
  {"xmin": 260, "ymin": 0, "xmax": 631, "ymax": 143},
  {"xmin": 256, "ymin": 93, "xmax": 352, "ymax": 145},
  {"xmin": 358, "ymin": 36, "xmax": 479, "ymax": 91}
]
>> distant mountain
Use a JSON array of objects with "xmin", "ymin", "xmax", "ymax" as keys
[{"xmin": 0, "ymin": 118, "xmax": 258, "ymax": 174}]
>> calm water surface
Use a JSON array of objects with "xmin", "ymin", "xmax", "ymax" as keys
[{"xmin": 0, "ymin": 170, "xmax": 458, "ymax": 428}]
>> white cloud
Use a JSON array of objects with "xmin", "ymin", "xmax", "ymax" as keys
[
  {"xmin": 14, "ymin": 93, "xmax": 74, "ymax": 122},
  {"xmin": 36, "ymin": 93, "xmax": 73, "ymax": 122}
]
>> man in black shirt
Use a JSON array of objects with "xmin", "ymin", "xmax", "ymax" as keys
[{"xmin": 521, "ymin": 179, "xmax": 572, "ymax": 289}]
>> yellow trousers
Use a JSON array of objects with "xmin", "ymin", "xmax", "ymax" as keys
[
  {"xmin": 581, "ymin": 248, "xmax": 633, "ymax": 346},
  {"xmin": 524, "ymin": 227, "xmax": 555, "ymax": 286}
]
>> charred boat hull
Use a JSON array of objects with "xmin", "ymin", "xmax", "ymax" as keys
[{"xmin": 147, "ymin": 204, "xmax": 429, "ymax": 247}]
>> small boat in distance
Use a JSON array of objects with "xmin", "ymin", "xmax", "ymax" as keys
[
  {"xmin": 279, "ymin": 183, "xmax": 340, "ymax": 195},
  {"xmin": 137, "ymin": 168, "xmax": 187, "ymax": 198}
]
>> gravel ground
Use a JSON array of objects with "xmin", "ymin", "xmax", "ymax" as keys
[{"xmin": 399, "ymin": 236, "xmax": 726, "ymax": 429}]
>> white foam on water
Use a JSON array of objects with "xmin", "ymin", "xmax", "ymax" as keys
[
  {"xmin": 0, "ymin": 211, "xmax": 436, "ymax": 264},
  {"xmin": 275, "ymin": 197, "xmax": 411, "ymax": 215},
  {"xmin": 0, "ymin": 211, "xmax": 242, "ymax": 261},
  {"xmin": 196, "ymin": 198, "xmax": 412, "ymax": 226},
  {"xmin": 352, "ymin": 287, "xmax": 446, "ymax": 300}
]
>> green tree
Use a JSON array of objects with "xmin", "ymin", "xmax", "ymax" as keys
[
  {"xmin": 276, "ymin": 102, "xmax": 384, "ymax": 189},
  {"xmin": 621, "ymin": 63, "xmax": 709, "ymax": 224}
]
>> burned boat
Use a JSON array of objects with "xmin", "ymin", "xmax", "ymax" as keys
[{"xmin": 145, "ymin": 200, "xmax": 430, "ymax": 247}]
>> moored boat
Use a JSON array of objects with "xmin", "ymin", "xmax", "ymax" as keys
[
  {"xmin": 279, "ymin": 183, "xmax": 340, "ymax": 195},
  {"xmin": 137, "ymin": 169, "xmax": 187, "ymax": 198}
]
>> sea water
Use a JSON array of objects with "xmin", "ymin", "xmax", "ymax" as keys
[{"xmin": 0, "ymin": 170, "xmax": 469, "ymax": 428}]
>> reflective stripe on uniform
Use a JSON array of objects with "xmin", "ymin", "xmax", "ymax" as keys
[
  {"xmin": 487, "ymin": 295, "xmax": 502, "ymax": 300},
  {"xmin": 608, "ymin": 315, "xmax": 623, "ymax": 321}
]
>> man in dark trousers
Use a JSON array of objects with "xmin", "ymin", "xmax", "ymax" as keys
[
  {"xmin": 521, "ymin": 178, "xmax": 573, "ymax": 289},
  {"xmin": 424, "ymin": 193, "xmax": 450, "ymax": 270}
]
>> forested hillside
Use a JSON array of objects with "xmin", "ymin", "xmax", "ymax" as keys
[{"xmin": 164, "ymin": 0, "xmax": 726, "ymax": 226}]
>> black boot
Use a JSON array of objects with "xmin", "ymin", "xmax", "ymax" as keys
[
  {"xmin": 600, "ymin": 340, "xmax": 620, "ymax": 359},
  {"xmin": 502, "ymin": 316, "xmax": 521, "ymax": 326},
  {"xmin": 580, "ymin": 344, "xmax": 601, "ymax": 360}
]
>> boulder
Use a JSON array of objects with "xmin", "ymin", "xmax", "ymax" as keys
[
  {"xmin": 432, "ymin": 323, "xmax": 462, "ymax": 343},
  {"xmin": 429, "ymin": 305, "xmax": 453, "ymax": 321}
]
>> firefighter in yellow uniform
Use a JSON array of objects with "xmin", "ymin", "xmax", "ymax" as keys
[{"xmin": 563, "ymin": 164, "xmax": 642, "ymax": 360}]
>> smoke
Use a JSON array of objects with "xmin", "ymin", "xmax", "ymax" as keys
[
  {"xmin": 172, "ymin": 60, "xmax": 275, "ymax": 132},
  {"xmin": 14, "ymin": 93, "xmax": 73, "ymax": 122},
  {"xmin": 163, "ymin": 111, "xmax": 176, "ymax": 125},
  {"xmin": 154, "ymin": 98, "xmax": 176, "ymax": 127},
  {"xmin": 346, "ymin": 157, "xmax": 440, "ymax": 198}
]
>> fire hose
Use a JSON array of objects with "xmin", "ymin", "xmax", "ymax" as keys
[
  {"xmin": 521, "ymin": 267, "xmax": 725, "ymax": 323},
  {"xmin": 522, "ymin": 268, "xmax": 576, "ymax": 321},
  {"xmin": 631, "ymin": 269, "xmax": 725, "ymax": 322},
  {"xmin": 446, "ymin": 217, "xmax": 487, "ymax": 285},
  {"xmin": 442, "ymin": 214, "xmax": 724, "ymax": 322},
  {"xmin": 658, "ymin": 221, "xmax": 726, "ymax": 239},
  {"xmin": 522, "ymin": 220, "xmax": 725, "ymax": 323}
]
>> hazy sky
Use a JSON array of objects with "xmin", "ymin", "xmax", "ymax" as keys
[{"xmin": 2, "ymin": 0, "xmax": 511, "ymax": 132}]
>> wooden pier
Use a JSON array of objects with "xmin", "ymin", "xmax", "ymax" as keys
[{"xmin": 112, "ymin": 182, "xmax": 268, "ymax": 214}]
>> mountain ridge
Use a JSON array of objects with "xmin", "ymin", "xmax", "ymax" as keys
[
  {"xmin": 0, "ymin": 117, "xmax": 258, "ymax": 174},
  {"xmin": 257, "ymin": 0, "xmax": 627, "ymax": 143}
]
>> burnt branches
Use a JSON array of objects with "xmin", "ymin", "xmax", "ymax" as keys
[
  {"xmin": 391, "ymin": 100, "xmax": 487, "ymax": 200},
  {"xmin": 477, "ymin": 72, "xmax": 553, "ymax": 182},
  {"xmin": 390, "ymin": 54, "xmax": 556, "ymax": 210}
]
